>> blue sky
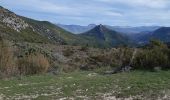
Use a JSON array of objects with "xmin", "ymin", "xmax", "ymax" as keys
[{"xmin": 1, "ymin": 0, "xmax": 170, "ymax": 26}]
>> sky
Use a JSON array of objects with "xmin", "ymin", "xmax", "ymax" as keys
[{"xmin": 1, "ymin": 0, "xmax": 170, "ymax": 26}]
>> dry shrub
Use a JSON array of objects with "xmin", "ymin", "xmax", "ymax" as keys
[
  {"xmin": 88, "ymin": 48, "xmax": 134, "ymax": 69},
  {"xmin": 80, "ymin": 45, "xmax": 88, "ymax": 51},
  {"xmin": 0, "ymin": 39, "xmax": 17, "ymax": 77},
  {"xmin": 61, "ymin": 64, "xmax": 79, "ymax": 73},
  {"xmin": 17, "ymin": 53, "xmax": 50, "ymax": 75},
  {"xmin": 63, "ymin": 48, "xmax": 74, "ymax": 57}
]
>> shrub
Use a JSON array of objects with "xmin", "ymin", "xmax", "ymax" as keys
[
  {"xmin": 86, "ymin": 48, "xmax": 134, "ymax": 70},
  {"xmin": 133, "ymin": 49, "xmax": 169, "ymax": 70},
  {"xmin": 0, "ymin": 39, "xmax": 17, "ymax": 77},
  {"xmin": 132, "ymin": 40, "xmax": 170, "ymax": 70},
  {"xmin": 115, "ymin": 48, "xmax": 134, "ymax": 67},
  {"xmin": 63, "ymin": 48, "xmax": 74, "ymax": 57},
  {"xmin": 62, "ymin": 64, "xmax": 78, "ymax": 73},
  {"xmin": 80, "ymin": 45, "xmax": 88, "ymax": 51},
  {"xmin": 17, "ymin": 53, "xmax": 50, "ymax": 75}
]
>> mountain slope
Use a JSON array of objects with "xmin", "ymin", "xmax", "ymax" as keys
[
  {"xmin": 151, "ymin": 27, "xmax": 170, "ymax": 42},
  {"xmin": 0, "ymin": 6, "xmax": 52, "ymax": 43},
  {"xmin": 81, "ymin": 25, "xmax": 131, "ymax": 47},
  {"xmin": 0, "ymin": 6, "xmax": 90, "ymax": 45},
  {"xmin": 134, "ymin": 27, "xmax": 170, "ymax": 45},
  {"xmin": 23, "ymin": 17, "xmax": 88, "ymax": 45}
]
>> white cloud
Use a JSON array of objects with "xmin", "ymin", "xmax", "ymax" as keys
[
  {"xmin": 1, "ymin": 0, "xmax": 170, "ymax": 26},
  {"xmin": 104, "ymin": 11, "xmax": 123, "ymax": 17},
  {"xmin": 97, "ymin": 0, "xmax": 170, "ymax": 9},
  {"xmin": 2, "ymin": 0, "xmax": 122, "ymax": 17}
]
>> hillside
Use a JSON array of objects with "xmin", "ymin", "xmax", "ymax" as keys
[
  {"xmin": 135, "ymin": 27, "xmax": 170, "ymax": 44},
  {"xmin": 151, "ymin": 27, "xmax": 170, "ymax": 42},
  {"xmin": 0, "ymin": 6, "xmax": 91, "ymax": 45},
  {"xmin": 81, "ymin": 25, "xmax": 132, "ymax": 47},
  {"xmin": 0, "ymin": 6, "xmax": 52, "ymax": 43}
]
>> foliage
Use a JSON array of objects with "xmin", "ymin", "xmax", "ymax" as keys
[{"xmin": 133, "ymin": 40, "xmax": 170, "ymax": 70}]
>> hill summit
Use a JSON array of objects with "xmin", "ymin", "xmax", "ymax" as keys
[{"xmin": 82, "ymin": 24, "xmax": 131, "ymax": 47}]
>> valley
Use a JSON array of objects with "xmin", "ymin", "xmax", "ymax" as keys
[{"xmin": 1, "ymin": 5, "xmax": 170, "ymax": 100}]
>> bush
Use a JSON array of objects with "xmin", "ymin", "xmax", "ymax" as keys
[
  {"xmin": 133, "ymin": 49, "xmax": 169, "ymax": 70},
  {"xmin": 63, "ymin": 48, "xmax": 74, "ymax": 57},
  {"xmin": 80, "ymin": 45, "xmax": 88, "ymax": 51},
  {"xmin": 86, "ymin": 48, "xmax": 134, "ymax": 70},
  {"xmin": 133, "ymin": 40, "xmax": 170, "ymax": 70},
  {"xmin": 0, "ymin": 39, "xmax": 17, "ymax": 77},
  {"xmin": 17, "ymin": 53, "xmax": 50, "ymax": 75}
]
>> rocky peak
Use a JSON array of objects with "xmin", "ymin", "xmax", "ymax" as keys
[
  {"xmin": 0, "ymin": 6, "xmax": 29, "ymax": 32},
  {"xmin": 82, "ymin": 24, "xmax": 107, "ymax": 40},
  {"xmin": 88, "ymin": 24, "xmax": 96, "ymax": 27}
]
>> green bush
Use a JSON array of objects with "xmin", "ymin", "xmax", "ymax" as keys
[{"xmin": 133, "ymin": 40, "xmax": 170, "ymax": 70}]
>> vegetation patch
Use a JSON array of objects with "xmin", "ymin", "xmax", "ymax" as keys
[{"xmin": 0, "ymin": 71, "xmax": 169, "ymax": 99}]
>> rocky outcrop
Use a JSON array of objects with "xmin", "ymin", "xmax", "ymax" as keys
[{"xmin": 0, "ymin": 7, "xmax": 29, "ymax": 32}]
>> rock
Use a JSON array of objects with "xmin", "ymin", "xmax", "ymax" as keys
[
  {"xmin": 104, "ymin": 66, "xmax": 132, "ymax": 75},
  {"xmin": 121, "ymin": 66, "xmax": 132, "ymax": 72},
  {"xmin": 80, "ymin": 64, "xmax": 88, "ymax": 70},
  {"xmin": 153, "ymin": 67, "xmax": 161, "ymax": 72},
  {"xmin": 53, "ymin": 53, "xmax": 69, "ymax": 63},
  {"xmin": 104, "ymin": 70, "xmax": 115, "ymax": 75},
  {"xmin": 87, "ymin": 73, "xmax": 97, "ymax": 77},
  {"xmin": 0, "ymin": 7, "xmax": 29, "ymax": 32}
]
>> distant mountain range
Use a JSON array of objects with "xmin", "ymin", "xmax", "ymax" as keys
[
  {"xmin": 59, "ymin": 24, "xmax": 170, "ymax": 45},
  {"xmin": 57, "ymin": 24, "xmax": 96, "ymax": 34},
  {"xmin": 137, "ymin": 27, "xmax": 170, "ymax": 44},
  {"xmin": 106, "ymin": 26, "xmax": 160, "ymax": 34},
  {"xmin": 58, "ymin": 24, "xmax": 160, "ymax": 34},
  {"xmin": 1, "ymin": 6, "xmax": 170, "ymax": 47}
]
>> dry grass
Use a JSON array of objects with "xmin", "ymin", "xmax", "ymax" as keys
[
  {"xmin": 0, "ymin": 39, "xmax": 17, "ymax": 77},
  {"xmin": 17, "ymin": 53, "xmax": 50, "ymax": 75},
  {"xmin": 0, "ymin": 38, "xmax": 50, "ymax": 77}
]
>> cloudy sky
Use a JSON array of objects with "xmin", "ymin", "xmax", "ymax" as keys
[{"xmin": 1, "ymin": 0, "xmax": 170, "ymax": 26}]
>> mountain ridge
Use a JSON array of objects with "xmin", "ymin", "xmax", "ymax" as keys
[
  {"xmin": 81, "ymin": 24, "xmax": 132, "ymax": 47},
  {"xmin": 0, "ymin": 6, "xmax": 91, "ymax": 45},
  {"xmin": 2, "ymin": 6, "xmax": 170, "ymax": 47}
]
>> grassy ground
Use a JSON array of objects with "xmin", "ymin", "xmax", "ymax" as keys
[{"xmin": 0, "ymin": 71, "xmax": 170, "ymax": 100}]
